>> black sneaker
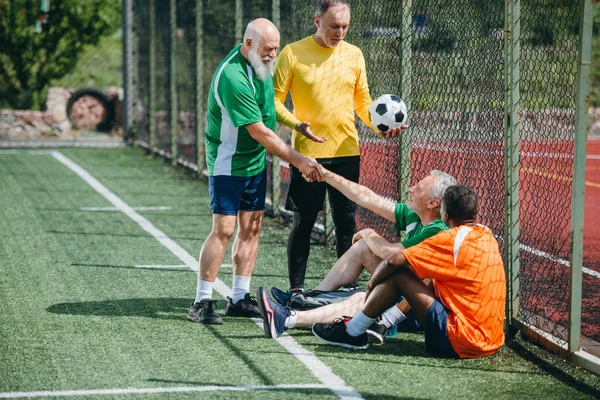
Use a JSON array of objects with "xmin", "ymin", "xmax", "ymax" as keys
[
  {"xmin": 188, "ymin": 299, "xmax": 224, "ymax": 324},
  {"xmin": 257, "ymin": 286, "xmax": 295, "ymax": 338},
  {"xmin": 312, "ymin": 317, "xmax": 368, "ymax": 349},
  {"xmin": 225, "ymin": 293, "xmax": 262, "ymax": 318},
  {"xmin": 366, "ymin": 319, "xmax": 388, "ymax": 344}
]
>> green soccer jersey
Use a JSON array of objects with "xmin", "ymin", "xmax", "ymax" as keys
[
  {"xmin": 394, "ymin": 202, "xmax": 448, "ymax": 247},
  {"xmin": 205, "ymin": 44, "xmax": 277, "ymax": 177}
]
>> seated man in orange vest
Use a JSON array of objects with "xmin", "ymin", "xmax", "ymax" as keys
[{"xmin": 312, "ymin": 185, "xmax": 506, "ymax": 358}]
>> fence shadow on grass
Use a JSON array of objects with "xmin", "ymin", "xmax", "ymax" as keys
[
  {"xmin": 46, "ymin": 297, "xmax": 228, "ymax": 320},
  {"xmin": 506, "ymin": 338, "xmax": 600, "ymax": 398}
]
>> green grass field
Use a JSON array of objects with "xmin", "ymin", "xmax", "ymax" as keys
[{"xmin": 1, "ymin": 147, "xmax": 599, "ymax": 399}]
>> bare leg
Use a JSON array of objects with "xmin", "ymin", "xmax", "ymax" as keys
[
  {"xmin": 363, "ymin": 268, "xmax": 436, "ymax": 324},
  {"xmin": 199, "ymin": 214, "xmax": 236, "ymax": 282},
  {"xmin": 295, "ymin": 292, "xmax": 366, "ymax": 327},
  {"xmin": 232, "ymin": 210, "xmax": 264, "ymax": 277},
  {"xmin": 315, "ymin": 239, "xmax": 402, "ymax": 291}
]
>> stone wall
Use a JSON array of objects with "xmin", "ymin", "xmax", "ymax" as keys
[{"xmin": 0, "ymin": 87, "xmax": 122, "ymax": 140}]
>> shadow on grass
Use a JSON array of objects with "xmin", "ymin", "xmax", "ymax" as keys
[
  {"xmin": 71, "ymin": 263, "xmax": 192, "ymax": 272},
  {"xmin": 46, "ymin": 297, "xmax": 227, "ymax": 320},
  {"xmin": 146, "ymin": 379, "xmax": 419, "ymax": 399},
  {"xmin": 507, "ymin": 338, "xmax": 600, "ymax": 398}
]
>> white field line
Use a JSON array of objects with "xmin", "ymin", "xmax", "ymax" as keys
[
  {"xmin": 135, "ymin": 263, "xmax": 231, "ymax": 270},
  {"xmin": 0, "ymin": 149, "xmax": 56, "ymax": 155},
  {"xmin": 49, "ymin": 151, "xmax": 362, "ymax": 400},
  {"xmin": 81, "ymin": 206, "xmax": 171, "ymax": 211},
  {"xmin": 0, "ymin": 383, "xmax": 328, "ymax": 399}
]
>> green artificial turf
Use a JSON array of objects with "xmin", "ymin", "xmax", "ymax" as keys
[{"xmin": 0, "ymin": 147, "xmax": 599, "ymax": 399}]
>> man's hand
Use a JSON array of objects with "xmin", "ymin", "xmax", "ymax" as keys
[
  {"xmin": 352, "ymin": 228, "xmax": 376, "ymax": 245},
  {"xmin": 379, "ymin": 124, "xmax": 408, "ymax": 139},
  {"xmin": 315, "ymin": 163, "xmax": 331, "ymax": 181},
  {"xmin": 296, "ymin": 122, "xmax": 327, "ymax": 143},
  {"xmin": 299, "ymin": 157, "xmax": 321, "ymax": 182}
]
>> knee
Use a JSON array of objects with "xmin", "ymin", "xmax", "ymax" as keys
[
  {"xmin": 349, "ymin": 291, "xmax": 366, "ymax": 304},
  {"xmin": 212, "ymin": 225, "xmax": 235, "ymax": 243},
  {"xmin": 353, "ymin": 239, "xmax": 374, "ymax": 260}
]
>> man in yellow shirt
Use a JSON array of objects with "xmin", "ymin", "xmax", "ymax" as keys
[{"xmin": 273, "ymin": 0, "xmax": 406, "ymax": 292}]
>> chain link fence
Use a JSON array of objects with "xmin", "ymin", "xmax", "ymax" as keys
[{"xmin": 125, "ymin": 0, "xmax": 596, "ymax": 372}]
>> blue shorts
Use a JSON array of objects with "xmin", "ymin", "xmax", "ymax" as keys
[
  {"xmin": 208, "ymin": 170, "xmax": 267, "ymax": 215},
  {"xmin": 397, "ymin": 297, "xmax": 458, "ymax": 358}
]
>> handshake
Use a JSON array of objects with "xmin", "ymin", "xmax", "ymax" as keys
[{"xmin": 299, "ymin": 157, "xmax": 328, "ymax": 183}]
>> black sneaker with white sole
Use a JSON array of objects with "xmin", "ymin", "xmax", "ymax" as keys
[
  {"xmin": 312, "ymin": 317, "xmax": 368, "ymax": 349},
  {"xmin": 188, "ymin": 299, "xmax": 224, "ymax": 324},
  {"xmin": 225, "ymin": 293, "xmax": 262, "ymax": 318},
  {"xmin": 366, "ymin": 320, "xmax": 388, "ymax": 344}
]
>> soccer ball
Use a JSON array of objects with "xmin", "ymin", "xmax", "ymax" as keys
[{"xmin": 368, "ymin": 94, "xmax": 407, "ymax": 132}]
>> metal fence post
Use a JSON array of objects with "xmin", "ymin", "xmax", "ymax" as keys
[
  {"xmin": 196, "ymin": 0, "xmax": 205, "ymax": 176},
  {"xmin": 568, "ymin": 0, "xmax": 593, "ymax": 354},
  {"xmin": 170, "ymin": 0, "xmax": 177, "ymax": 165},
  {"xmin": 504, "ymin": 0, "xmax": 521, "ymax": 338},
  {"xmin": 235, "ymin": 0, "xmax": 243, "ymax": 43},
  {"xmin": 271, "ymin": 0, "xmax": 281, "ymax": 217},
  {"xmin": 149, "ymin": 0, "xmax": 157, "ymax": 153},
  {"xmin": 398, "ymin": 0, "xmax": 412, "ymax": 206},
  {"xmin": 122, "ymin": 0, "xmax": 133, "ymax": 143}
]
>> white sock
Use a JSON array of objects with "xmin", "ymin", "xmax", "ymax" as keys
[
  {"xmin": 381, "ymin": 305, "xmax": 407, "ymax": 328},
  {"xmin": 195, "ymin": 279, "xmax": 213, "ymax": 303},
  {"xmin": 231, "ymin": 275, "xmax": 251, "ymax": 303},
  {"xmin": 284, "ymin": 312, "xmax": 297, "ymax": 329},
  {"xmin": 345, "ymin": 311, "xmax": 375, "ymax": 337}
]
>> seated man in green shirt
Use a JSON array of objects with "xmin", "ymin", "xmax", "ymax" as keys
[{"xmin": 258, "ymin": 167, "xmax": 456, "ymax": 342}]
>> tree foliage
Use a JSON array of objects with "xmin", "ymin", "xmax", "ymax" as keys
[{"xmin": 0, "ymin": 0, "xmax": 121, "ymax": 109}]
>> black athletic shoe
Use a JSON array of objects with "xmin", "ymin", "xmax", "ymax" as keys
[
  {"xmin": 225, "ymin": 293, "xmax": 262, "ymax": 318},
  {"xmin": 257, "ymin": 287, "xmax": 295, "ymax": 338},
  {"xmin": 188, "ymin": 299, "xmax": 224, "ymax": 324},
  {"xmin": 312, "ymin": 317, "xmax": 368, "ymax": 349},
  {"xmin": 366, "ymin": 319, "xmax": 388, "ymax": 344}
]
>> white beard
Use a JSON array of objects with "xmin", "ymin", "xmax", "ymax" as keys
[{"xmin": 248, "ymin": 48, "xmax": 276, "ymax": 81}]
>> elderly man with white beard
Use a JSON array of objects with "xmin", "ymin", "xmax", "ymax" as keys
[{"xmin": 188, "ymin": 18, "xmax": 321, "ymax": 325}]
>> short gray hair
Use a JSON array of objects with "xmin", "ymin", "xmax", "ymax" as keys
[
  {"xmin": 428, "ymin": 170, "xmax": 457, "ymax": 200},
  {"xmin": 243, "ymin": 20, "xmax": 261, "ymax": 45},
  {"xmin": 315, "ymin": 0, "xmax": 350, "ymax": 17}
]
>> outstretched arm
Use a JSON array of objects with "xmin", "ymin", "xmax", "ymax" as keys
[
  {"xmin": 246, "ymin": 122, "xmax": 320, "ymax": 182},
  {"xmin": 318, "ymin": 164, "xmax": 395, "ymax": 222}
]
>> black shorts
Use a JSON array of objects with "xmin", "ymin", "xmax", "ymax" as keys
[{"xmin": 285, "ymin": 156, "xmax": 360, "ymax": 213}]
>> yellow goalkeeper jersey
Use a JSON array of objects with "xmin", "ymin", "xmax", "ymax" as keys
[{"xmin": 273, "ymin": 36, "xmax": 375, "ymax": 159}]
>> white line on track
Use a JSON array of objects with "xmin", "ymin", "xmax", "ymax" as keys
[
  {"xmin": 520, "ymin": 243, "xmax": 600, "ymax": 278},
  {"xmin": 0, "ymin": 384, "xmax": 328, "ymax": 399},
  {"xmin": 46, "ymin": 151, "xmax": 361, "ymax": 400}
]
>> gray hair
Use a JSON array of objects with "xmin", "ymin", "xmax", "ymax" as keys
[
  {"xmin": 428, "ymin": 170, "xmax": 457, "ymax": 200},
  {"xmin": 243, "ymin": 20, "xmax": 261, "ymax": 45},
  {"xmin": 315, "ymin": 0, "xmax": 350, "ymax": 17}
]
